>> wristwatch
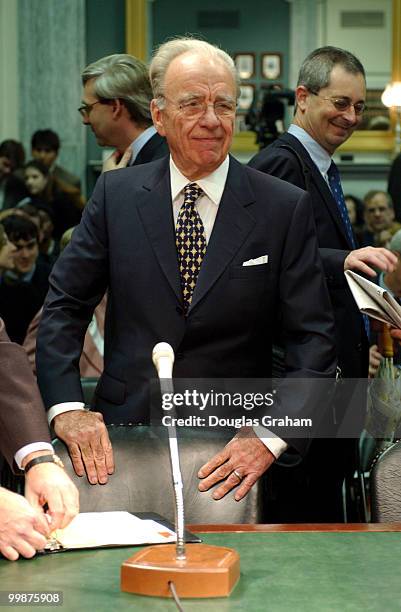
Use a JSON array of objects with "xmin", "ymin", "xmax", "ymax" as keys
[{"xmin": 24, "ymin": 454, "xmax": 65, "ymax": 474}]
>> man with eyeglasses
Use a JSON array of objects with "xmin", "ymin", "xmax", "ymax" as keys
[
  {"xmin": 36, "ymin": 38, "xmax": 337, "ymax": 505},
  {"xmin": 249, "ymin": 46, "xmax": 397, "ymax": 522},
  {"xmin": 79, "ymin": 54, "xmax": 169, "ymax": 172}
]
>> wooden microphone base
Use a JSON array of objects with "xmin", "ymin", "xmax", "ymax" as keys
[{"xmin": 121, "ymin": 543, "xmax": 240, "ymax": 598}]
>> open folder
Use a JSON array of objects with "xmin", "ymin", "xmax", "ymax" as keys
[
  {"xmin": 345, "ymin": 270, "xmax": 401, "ymax": 327},
  {"xmin": 42, "ymin": 511, "xmax": 201, "ymax": 553}
]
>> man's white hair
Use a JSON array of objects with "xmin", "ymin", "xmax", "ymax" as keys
[{"xmin": 149, "ymin": 37, "xmax": 240, "ymax": 106}]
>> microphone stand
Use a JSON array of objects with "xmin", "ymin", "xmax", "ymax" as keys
[
  {"xmin": 157, "ymin": 363, "xmax": 186, "ymax": 560},
  {"xmin": 121, "ymin": 342, "xmax": 240, "ymax": 599}
]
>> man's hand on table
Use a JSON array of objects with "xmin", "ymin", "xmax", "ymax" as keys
[
  {"xmin": 197, "ymin": 427, "xmax": 275, "ymax": 501},
  {"xmin": 0, "ymin": 488, "xmax": 50, "ymax": 561},
  {"xmin": 53, "ymin": 411, "xmax": 114, "ymax": 485}
]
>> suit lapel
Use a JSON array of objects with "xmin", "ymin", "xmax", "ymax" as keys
[
  {"xmin": 189, "ymin": 157, "xmax": 256, "ymax": 312},
  {"xmin": 137, "ymin": 161, "xmax": 182, "ymax": 304},
  {"xmin": 279, "ymin": 133, "xmax": 353, "ymax": 248}
]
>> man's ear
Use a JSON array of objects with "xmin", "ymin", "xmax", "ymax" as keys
[
  {"xmin": 150, "ymin": 99, "xmax": 166, "ymax": 136},
  {"xmin": 295, "ymin": 85, "xmax": 310, "ymax": 112},
  {"xmin": 111, "ymin": 98, "xmax": 125, "ymax": 118}
]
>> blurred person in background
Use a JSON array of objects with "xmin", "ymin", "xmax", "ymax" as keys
[
  {"xmin": 24, "ymin": 226, "xmax": 106, "ymax": 377},
  {"xmin": 31, "ymin": 129, "xmax": 81, "ymax": 190},
  {"xmin": 361, "ymin": 190, "xmax": 401, "ymax": 248},
  {"xmin": 0, "ymin": 215, "xmax": 51, "ymax": 343},
  {"xmin": 22, "ymin": 160, "xmax": 82, "ymax": 241},
  {"xmin": 0, "ymin": 140, "xmax": 28, "ymax": 210}
]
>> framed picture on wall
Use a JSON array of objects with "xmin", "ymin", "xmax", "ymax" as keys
[
  {"xmin": 261, "ymin": 53, "xmax": 282, "ymax": 80},
  {"xmin": 234, "ymin": 53, "xmax": 255, "ymax": 80},
  {"xmin": 238, "ymin": 84, "xmax": 255, "ymax": 111}
]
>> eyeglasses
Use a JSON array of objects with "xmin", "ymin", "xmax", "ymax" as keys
[
  {"xmin": 160, "ymin": 96, "xmax": 236, "ymax": 119},
  {"xmin": 77, "ymin": 100, "xmax": 103, "ymax": 118},
  {"xmin": 309, "ymin": 90, "xmax": 366, "ymax": 115}
]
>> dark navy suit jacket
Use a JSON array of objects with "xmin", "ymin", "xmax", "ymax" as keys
[
  {"xmin": 36, "ymin": 156, "xmax": 336, "ymax": 454},
  {"xmin": 249, "ymin": 132, "xmax": 368, "ymax": 378}
]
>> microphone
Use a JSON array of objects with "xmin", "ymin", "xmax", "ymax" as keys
[
  {"xmin": 152, "ymin": 342, "xmax": 174, "ymax": 379},
  {"xmin": 152, "ymin": 342, "xmax": 186, "ymax": 559}
]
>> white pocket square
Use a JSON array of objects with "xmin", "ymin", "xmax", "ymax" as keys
[{"xmin": 242, "ymin": 255, "xmax": 268, "ymax": 267}]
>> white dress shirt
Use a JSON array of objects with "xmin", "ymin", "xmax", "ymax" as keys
[{"xmin": 47, "ymin": 155, "xmax": 287, "ymax": 458}]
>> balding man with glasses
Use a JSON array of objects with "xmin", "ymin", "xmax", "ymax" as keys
[{"xmin": 249, "ymin": 46, "xmax": 397, "ymax": 522}]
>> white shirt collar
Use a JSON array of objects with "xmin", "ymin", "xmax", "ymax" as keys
[
  {"xmin": 169, "ymin": 156, "xmax": 230, "ymax": 205},
  {"xmin": 288, "ymin": 124, "xmax": 332, "ymax": 176}
]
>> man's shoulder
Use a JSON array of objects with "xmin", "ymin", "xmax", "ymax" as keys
[
  {"xmin": 102, "ymin": 155, "xmax": 169, "ymax": 190},
  {"xmin": 241, "ymin": 156, "xmax": 307, "ymax": 198},
  {"xmin": 249, "ymin": 133, "xmax": 306, "ymax": 166}
]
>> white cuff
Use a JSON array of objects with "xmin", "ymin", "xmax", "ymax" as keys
[
  {"xmin": 47, "ymin": 402, "xmax": 85, "ymax": 426},
  {"xmin": 14, "ymin": 442, "xmax": 54, "ymax": 470},
  {"xmin": 253, "ymin": 425, "xmax": 288, "ymax": 459}
]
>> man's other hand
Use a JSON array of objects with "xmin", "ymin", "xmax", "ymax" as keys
[
  {"xmin": 102, "ymin": 146, "xmax": 132, "ymax": 173},
  {"xmin": 53, "ymin": 411, "xmax": 114, "ymax": 485},
  {"xmin": 0, "ymin": 488, "xmax": 49, "ymax": 561},
  {"xmin": 344, "ymin": 246, "xmax": 397, "ymax": 277},
  {"xmin": 24, "ymin": 462, "xmax": 79, "ymax": 530},
  {"xmin": 369, "ymin": 344, "xmax": 383, "ymax": 378},
  {"xmin": 197, "ymin": 427, "xmax": 275, "ymax": 501}
]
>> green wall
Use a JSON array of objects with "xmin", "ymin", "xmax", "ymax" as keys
[
  {"xmin": 85, "ymin": 0, "xmax": 125, "ymax": 185},
  {"xmin": 152, "ymin": 0, "xmax": 290, "ymax": 89}
]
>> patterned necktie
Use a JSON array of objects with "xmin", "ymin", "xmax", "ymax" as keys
[
  {"xmin": 327, "ymin": 161, "xmax": 356, "ymax": 249},
  {"xmin": 328, "ymin": 161, "xmax": 370, "ymax": 338},
  {"xmin": 176, "ymin": 183, "xmax": 207, "ymax": 313}
]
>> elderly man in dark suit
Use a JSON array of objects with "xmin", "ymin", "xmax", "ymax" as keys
[
  {"xmin": 248, "ymin": 46, "xmax": 397, "ymax": 521},
  {"xmin": 0, "ymin": 318, "xmax": 78, "ymax": 560},
  {"xmin": 36, "ymin": 37, "xmax": 336, "ymax": 503},
  {"xmin": 79, "ymin": 54, "xmax": 169, "ymax": 172}
]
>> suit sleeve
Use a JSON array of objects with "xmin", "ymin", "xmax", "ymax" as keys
[
  {"xmin": 36, "ymin": 174, "xmax": 109, "ymax": 410},
  {"xmin": 0, "ymin": 318, "xmax": 51, "ymax": 468}
]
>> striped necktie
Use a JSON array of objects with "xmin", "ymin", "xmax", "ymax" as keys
[
  {"xmin": 328, "ymin": 161, "xmax": 370, "ymax": 338},
  {"xmin": 176, "ymin": 183, "xmax": 206, "ymax": 313}
]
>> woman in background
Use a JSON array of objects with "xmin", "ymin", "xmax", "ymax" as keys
[{"xmin": 22, "ymin": 160, "xmax": 82, "ymax": 241}]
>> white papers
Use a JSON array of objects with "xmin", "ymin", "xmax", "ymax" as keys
[
  {"xmin": 345, "ymin": 270, "xmax": 401, "ymax": 327},
  {"xmin": 48, "ymin": 511, "xmax": 176, "ymax": 550}
]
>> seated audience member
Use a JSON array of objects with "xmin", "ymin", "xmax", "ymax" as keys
[
  {"xmin": 0, "ymin": 222, "xmax": 17, "ymax": 277},
  {"xmin": 0, "ymin": 317, "xmax": 78, "ymax": 560},
  {"xmin": 0, "ymin": 140, "xmax": 28, "ymax": 210},
  {"xmin": 18, "ymin": 202, "xmax": 58, "ymax": 265},
  {"xmin": 31, "ymin": 129, "xmax": 81, "ymax": 190},
  {"xmin": 24, "ymin": 227, "xmax": 106, "ymax": 377},
  {"xmin": 368, "ymin": 228, "xmax": 401, "ymax": 377},
  {"xmin": 23, "ymin": 160, "xmax": 82, "ymax": 240},
  {"xmin": 361, "ymin": 190, "xmax": 401, "ymax": 248},
  {"xmin": 344, "ymin": 194, "xmax": 364, "ymax": 246},
  {"xmin": 0, "ymin": 215, "xmax": 52, "ymax": 343}
]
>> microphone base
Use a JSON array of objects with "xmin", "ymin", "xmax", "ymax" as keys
[{"xmin": 121, "ymin": 543, "xmax": 240, "ymax": 598}]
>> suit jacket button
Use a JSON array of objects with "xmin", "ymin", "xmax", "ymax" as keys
[
  {"xmin": 176, "ymin": 306, "xmax": 183, "ymax": 315},
  {"xmin": 176, "ymin": 352, "xmax": 184, "ymax": 359},
  {"xmin": 356, "ymin": 342, "xmax": 362, "ymax": 351}
]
